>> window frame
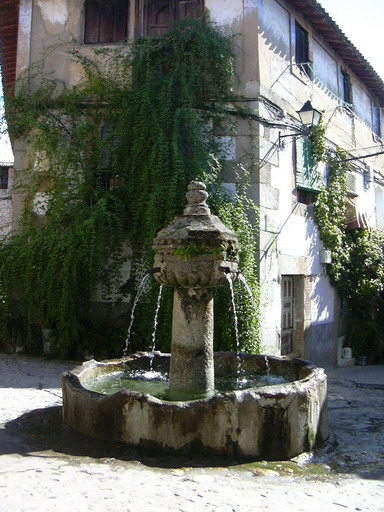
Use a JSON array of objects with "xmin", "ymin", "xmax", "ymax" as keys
[
  {"xmin": 340, "ymin": 67, "xmax": 353, "ymax": 107},
  {"xmin": 294, "ymin": 21, "xmax": 311, "ymax": 79},
  {"xmin": 84, "ymin": 0, "xmax": 204, "ymax": 43},
  {"xmin": 372, "ymin": 105, "xmax": 381, "ymax": 138}
]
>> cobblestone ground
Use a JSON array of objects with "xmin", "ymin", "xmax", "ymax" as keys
[{"xmin": 0, "ymin": 354, "xmax": 383, "ymax": 512}]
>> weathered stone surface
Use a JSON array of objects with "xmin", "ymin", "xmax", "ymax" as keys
[
  {"xmin": 62, "ymin": 353, "xmax": 328, "ymax": 460},
  {"xmin": 62, "ymin": 181, "xmax": 328, "ymax": 460}
]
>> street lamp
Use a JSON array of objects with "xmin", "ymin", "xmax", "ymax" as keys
[
  {"xmin": 297, "ymin": 100, "xmax": 322, "ymax": 128},
  {"xmin": 278, "ymin": 100, "xmax": 322, "ymax": 148}
]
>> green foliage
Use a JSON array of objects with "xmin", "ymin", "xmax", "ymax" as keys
[
  {"xmin": 309, "ymin": 116, "xmax": 327, "ymax": 165},
  {"xmin": 344, "ymin": 229, "xmax": 384, "ymax": 359},
  {"xmin": 0, "ymin": 19, "xmax": 260, "ymax": 358},
  {"xmin": 314, "ymin": 148, "xmax": 384, "ymax": 359},
  {"xmin": 211, "ymin": 191, "xmax": 260, "ymax": 353},
  {"xmin": 172, "ymin": 245, "xmax": 225, "ymax": 260},
  {"xmin": 314, "ymin": 149, "xmax": 350, "ymax": 284}
]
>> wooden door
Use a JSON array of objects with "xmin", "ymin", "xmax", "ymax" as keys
[{"xmin": 281, "ymin": 276, "xmax": 293, "ymax": 355}]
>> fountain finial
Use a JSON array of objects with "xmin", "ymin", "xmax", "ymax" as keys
[{"xmin": 184, "ymin": 181, "xmax": 211, "ymax": 215}]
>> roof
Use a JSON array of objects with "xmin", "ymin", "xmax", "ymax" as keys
[
  {"xmin": 0, "ymin": 0, "xmax": 384, "ymax": 103},
  {"xmin": 290, "ymin": 0, "xmax": 384, "ymax": 104},
  {"xmin": 0, "ymin": 0, "xmax": 19, "ymax": 95}
]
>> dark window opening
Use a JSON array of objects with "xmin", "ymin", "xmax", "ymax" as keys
[
  {"xmin": 0, "ymin": 167, "xmax": 9, "ymax": 189},
  {"xmin": 93, "ymin": 171, "xmax": 111, "ymax": 190},
  {"xmin": 373, "ymin": 106, "xmax": 381, "ymax": 138},
  {"xmin": 295, "ymin": 22, "xmax": 310, "ymax": 78},
  {"xmin": 84, "ymin": 0, "xmax": 129, "ymax": 44},
  {"xmin": 92, "ymin": 123, "xmax": 120, "ymax": 192},
  {"xmin": 340, "ymin": 68, "xmax": 352, "ymax": 106}
]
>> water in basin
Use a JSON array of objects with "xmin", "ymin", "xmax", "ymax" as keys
[{"xmin": 85, "ymin": 368, "xmax": 291, "ymax": 400}]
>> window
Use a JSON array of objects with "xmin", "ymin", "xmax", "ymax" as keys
[
  {"xmin": 93, "ymin": 123, "xmax": 116, "ymax": 190},
  {"xmin": 0, "ymin": 167, "xmax": 9, "ymax": 190},
  {"xmin": 375, "ymin": 187, "xmax": 384, "ymax": 230},
  {"xmin": 373, "ymin": 106, "xmax": 381, "ymax": 138},
  {"xmin": 340, "ymin": 68, "xmax": 352, "ymax": 106},
  {"xmin": 295, "ymin": 138, "xmax": 321, "ymax": 195},
  {"xmin": 295, "ymin": 22, "xmax": 310, "ymax": 77},
  {"xmin": 84, "ymin": 0, "xmax": 129, "ymax": 44},
  {"xmin": 84, "ymin": 1, "xmax": 203, "ymax": 43}
]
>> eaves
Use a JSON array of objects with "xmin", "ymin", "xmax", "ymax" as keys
[{"xmin": 289, "ymin": 0, "xmax": 384, "ymax": 104}]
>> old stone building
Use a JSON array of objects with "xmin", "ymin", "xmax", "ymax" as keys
[{"xmin": 0, "ymin": 0, "xmax": 383, "ymax": 366}]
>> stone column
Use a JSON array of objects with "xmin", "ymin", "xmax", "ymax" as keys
[{"xmin": 169, "ymin": 287, "xmax": 214, "ymax": 398}]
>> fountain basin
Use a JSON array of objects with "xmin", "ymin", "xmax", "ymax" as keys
[{"xmin": 62, "ymin": 352, "xmax": 328, "ymax": 460}]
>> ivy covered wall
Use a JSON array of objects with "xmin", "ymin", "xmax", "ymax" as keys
[{"xmin": 0, "ymin": 19, "xmax": 260, "ymax": 359}]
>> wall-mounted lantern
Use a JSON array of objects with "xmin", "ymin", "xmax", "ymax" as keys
[
  {"xmin": 279, "ymin": 101, "xmax": 322, "ymax": 148},
  {"xmin": 296, "ymin": 100, "xmax": 322, "ymax": 128}
]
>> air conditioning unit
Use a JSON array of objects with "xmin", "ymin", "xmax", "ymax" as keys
[
  {"xmin": 319, "ymin": 249, "xmax": 332, "ymax": 264},
  {"xmin": 346, "ymin": 172, "xmax": 357, "ymax": 196}
]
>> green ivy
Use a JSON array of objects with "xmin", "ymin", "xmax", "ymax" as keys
[
  {"xmin": 212, "ymin": 191, "xmax": 260, "ymax": 354},
  {"xmin": 310, "ymin": 116, "xmax": 327, "ymax": 165},
  {"xmin": 314, "ymin": 148, "xmax": 384, "ymax": 359},
  {"xmin": 314, "ymin": 148, "xmax": 350, "ymax": 285},
  {"xmin": 172, "ymin": 245, "xmax": 225, "ymax": 260},
  {"xmin": 0, "ymin": 19, "xmax": 260, "ymax": 358}
]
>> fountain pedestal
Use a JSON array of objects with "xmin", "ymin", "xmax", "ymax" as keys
[
  {"xmin": 152, "ymin": 181, "xmax": 238, "ymax": 398},
  {"xmin": 170, "ymin": 287, "xmax": 214, "ymax": 397}
]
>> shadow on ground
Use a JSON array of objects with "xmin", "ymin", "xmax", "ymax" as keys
[
  {"xmin": 1, "ymin": 406, "xmax": 246, "ymax": 469},
  {"xmin": 2, "ymin": 403, "xmax": 384, "ymax": 480}
]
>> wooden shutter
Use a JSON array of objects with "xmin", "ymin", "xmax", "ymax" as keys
[
  {"xmin": 176, "ymin": 0, "xmax": 203, "ymax": 20},
  {"xmin": 144, "ymin": 0, "xmax": 171, "ymax": 37},
  {"xmin": 141, "ymin": 0, "xmax": 203, "ymax": 37},
  {"xmin": 84, "ymin": 0, "xmax": 101, "ymax": 43},
  {"xmin": 295, "ymin": 138, "xmax": 321, "ymax": 192},
  {"xmin": 281, "ymin": 276, "xmax": 293, "ymax": 355},
  {"xmin": 84, "ymin": 0, "xmax": 128, "ymax": 44}
]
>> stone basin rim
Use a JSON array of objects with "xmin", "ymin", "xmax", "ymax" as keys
[{"xmin": 63, "ymin": 352, "xmax": 323, "ymax": 404}]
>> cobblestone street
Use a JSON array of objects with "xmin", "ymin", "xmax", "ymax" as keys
[{"xmin": 0, "ymin": 354, "xmax": 383, "ymax": 511}]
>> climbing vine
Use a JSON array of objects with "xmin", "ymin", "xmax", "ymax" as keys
[
  {"xmin": 314, "ymin": 148, "xmax": 350, "ymax": 285},
  {"xmin": 214, "ymin": 192, "xmax": 260, "ymax": 354},
  {"xmin": 0, "ymin": 19, "xmax": 260, "ymax": 358},
  {"xmin": 309, "ymin": 116, "xmax": 327, "ymax": 165},
  {"xmin": 314, "ymin": 148, "xmax": 384, "ymax": 359}
]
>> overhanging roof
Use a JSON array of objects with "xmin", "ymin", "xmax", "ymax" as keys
[
  {"xmin": 0, "ymin": 0, "xmax": 19, "ymax": 95},
  {"xmin": 290, "ymin": 0, "xmax": 384, "ymax": 104},
  {"xmin": 0, "ymin": 0, "xmax": 384, "ymax": 103}
]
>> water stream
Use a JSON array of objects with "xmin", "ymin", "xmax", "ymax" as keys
[
  {"xmin": 149, "ymin": 284, "xmax": 163, "ymax": 370},
  {"xmin": 237, "ymin": 272, "xmax": 258, "ymax": 310},
  {"xmin": 226, "ymin": 273, "xmax": 239, "ymax": 353},
  {"xmin": 122, "ymin": 273, "xmax": 151, "ymax": 358}
]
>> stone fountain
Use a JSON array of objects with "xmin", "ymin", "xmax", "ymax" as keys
[{"xmin": 62, "ymin": 181, "xmax": 328, "ymax": 460}]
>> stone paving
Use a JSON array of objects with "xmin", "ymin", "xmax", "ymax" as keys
[{"xmin": 0, "ymin": 353, "xmax": 383, "ymax": 511}]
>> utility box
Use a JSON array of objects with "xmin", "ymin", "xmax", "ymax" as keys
[{"xmin": 319, "ymin": 249, "xmax": 332, "ymax": 264}]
